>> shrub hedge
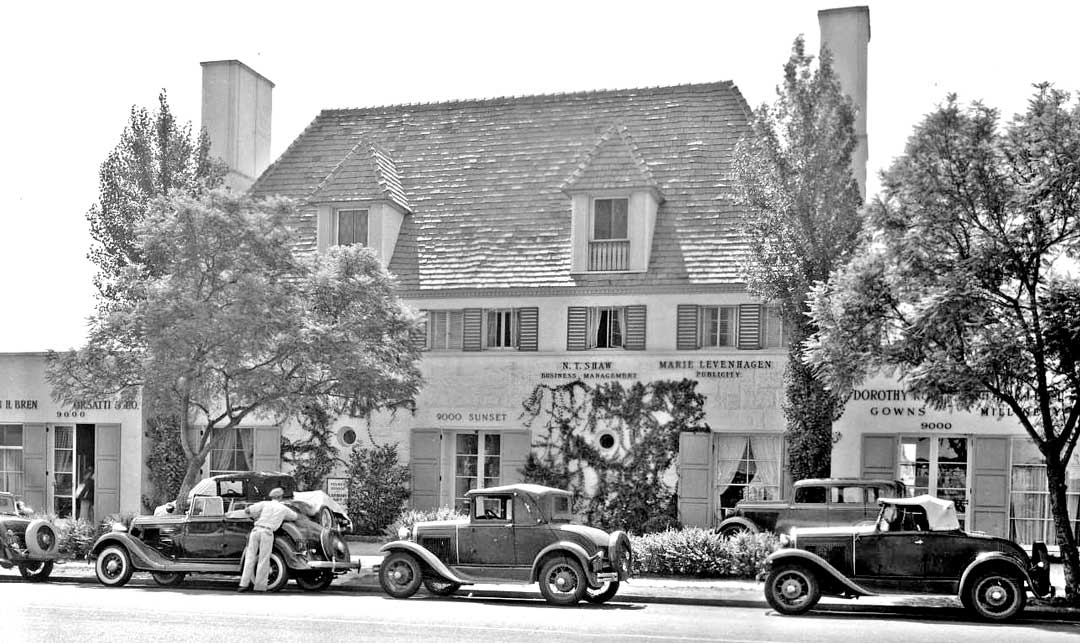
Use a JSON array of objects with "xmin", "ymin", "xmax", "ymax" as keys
[
  {"xmin": 32, "ymin": 512, "xmax": 138, "ymax": 561},
  {"xmin": 384, "ymin": 506, "xmax": 468, "ymax": 538},
  {"xmin": 630, "ymin": 528, "xmax": 777, "ymax": 578}
]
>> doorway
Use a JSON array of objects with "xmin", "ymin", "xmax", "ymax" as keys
[
  {"xmin": 898, "ymin": 436, "xmax": 971, "ymax": 528},
  {"xmin": 49, "ymin": 424, "xmax": 95, "ymax": 519}
]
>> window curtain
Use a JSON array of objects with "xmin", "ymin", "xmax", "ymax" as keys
[
  {"xmin": 611, "ymin": 308, "xmax": 624, "ymax": 347},
  {"xmin": 587, "ymin": 308, "xmax": 602, "ymax": 348},
  {"xmin": 714, "ymin": 435, "xmax": 748, "ymax": 508},
  {"xmin": 749, "ymin": 435, "xmax": 781, "ymax": 501}
]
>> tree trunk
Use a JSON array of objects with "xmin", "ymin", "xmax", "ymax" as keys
[{"xmin": 1046, "ymin": 459, "xmax": 1080, "ymax": 601}]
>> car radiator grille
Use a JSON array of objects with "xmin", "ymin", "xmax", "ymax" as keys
[{"xmin": 420, "ymin": 536, "xmax": 452, "ymax": 562}]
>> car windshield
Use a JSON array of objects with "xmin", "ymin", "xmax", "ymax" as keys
[{"xmin": 0, "ymin": 494, "xmax": 15, "ymax": 515}]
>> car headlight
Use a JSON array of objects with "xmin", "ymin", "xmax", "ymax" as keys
[
  {"xmin": 398, "ymin": 526, "xmax": 410, "ymax": 540},
  {"xmin": 778, "ymin": 532, "xmax": 791, "ymax": 547},
  {"xmin": 111, "ymin": 522, "xmax": 128, "ymax": 533}
]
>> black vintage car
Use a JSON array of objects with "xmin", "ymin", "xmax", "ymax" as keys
[
  {"xmin": 764, "ymin": 495, "xmax": 1054, "ymax": 621},
  {"xmin": 0, "ymin": 491, "xmax": 61, "ymax": 581},
  {"xmin": 379, "ymin": 484, "xmax": 633, "ymax": 605},
  {"xmin": 89, "ymin": 493, "xmax": 354, "ymax": 591}
]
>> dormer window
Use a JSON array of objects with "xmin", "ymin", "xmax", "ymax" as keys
[
  {"xmin": 590, "ymin": 198, "xmax": 629, "ymax": 271},
  {"xmin": 336, "ymin": 209, "xmax": 369, "ymax": 246}
]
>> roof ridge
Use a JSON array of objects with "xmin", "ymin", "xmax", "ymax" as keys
[{"xmin": 318, "ymin": 80, "xmax": 737, "ymax": 116}]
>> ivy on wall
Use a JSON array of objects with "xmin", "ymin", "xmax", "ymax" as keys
[
  {"xmin": 520, "ymin": 378, "xmax": 709, "ymax": 533},
  {"xmin": 142, "ymin": 415, "xmax": 188, "ymax": 511}
]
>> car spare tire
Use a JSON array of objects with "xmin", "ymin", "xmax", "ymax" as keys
[{"xmin": 25, "ymin": 520, "xmax": 59, "ymax": 558}]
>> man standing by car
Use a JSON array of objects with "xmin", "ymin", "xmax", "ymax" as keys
[{"xmin": 238, "ymin": 487, "xmax": 297, "ymax": 592}]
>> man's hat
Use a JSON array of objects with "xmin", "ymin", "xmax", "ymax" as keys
[{"xmin": 268, "ymin": 487, "xmax": 285, "ymax": 499}]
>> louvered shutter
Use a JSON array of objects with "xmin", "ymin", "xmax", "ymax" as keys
[
  {"xmin": 737, "ymin": 304, "xmax": 762, "ymax": 350},
  {"xmin": 94, "ymin": 424, "xmax": 121, "ymax": 517},
  {"xmin": 22, "ymin": 423, "xmax": 47, "ymax": 512},
  {"xmin": 677, "ymin": 304, "xmax": 700, "ymax": 350},
  {"xmin": 412, "ymin": 313, "xmax": 429, "ymax": 351},
  {"xmin": 517, "ymin": 307, "xmax": 539, "ymax": 351},
  {"xmin": 623, "ymin": 305, "xmax": 647, "ymax": 350},
  {"xmin": 567, "ymin": 307, "xmax": 588, "ymax": 351},
  {"xmin": 463, "ymin": 308, "xmax": 483, "ymax": 351},
  {"xmin": 410, "ymin": 429, "xmax": 442, "ymax": 511},
  {"xmin": 252, "ymin": 426, "xmax": 282, "ymax": 472}
]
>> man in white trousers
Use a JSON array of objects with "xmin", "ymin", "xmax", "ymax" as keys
[{"xmin": 237, "ymin": 487, "xmax": 298, "ymax": 592}]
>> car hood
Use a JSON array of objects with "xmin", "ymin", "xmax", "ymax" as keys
[
  {"xmin": 793, "ymin": 524, "xmax": 875, "ymax": 538},
  {"xmin": 0, "ymin": 515, "xmax": 30, "ymax": 533},
  {"xmin": 556, "ymin": 523, "xmax": 610, "ymax": 547}
]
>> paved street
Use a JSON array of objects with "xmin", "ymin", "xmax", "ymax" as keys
[{"xmin": 4, "ymin": 577, "xmax": 1080, "ymax": 643}]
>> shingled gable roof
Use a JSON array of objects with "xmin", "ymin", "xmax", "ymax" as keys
[
  {"xmin": 561, "ymin": 124, "xmax": 663, "ymax": 199},
  {"xmin": 310, "ymin": 139, "xmax": 410, "ymax": 212},
  {"xmin": 250, "ymin": 81, "xmax": 753, "ymax": 291}
]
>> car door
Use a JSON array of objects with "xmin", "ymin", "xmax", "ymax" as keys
[
  {"xmin": 853, "ymin": 529, "xmax": 926, "ymax": 584},
  {"xmin": 511, "ymin": 492, "xmax": 548, "ymax": 566},
  {"xmin": 181, "ymin": 496, "xmax": 228, "ymax": 560},
  {"xmin": 778, "ymin": 486, "xmax": 827, "ymax": 532},
  {"xmin": 458, "ymin": 494, "xmax": 516, "ymax": 566}
]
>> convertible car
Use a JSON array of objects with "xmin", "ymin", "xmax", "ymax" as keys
[
  {"xmin": 90, "ymin": 493, "xmax": 354, "ymax": 591},
  {"xmin": 379, "ymin": 484, "xmax": 633, "ymax": 605},
  {"xmin": 764, "ymin": 495, "xmax": 1054, "ymax": 621},
  {"xmin": 0, "ymin": 491, "xmax": 61, "ymax": 581}
]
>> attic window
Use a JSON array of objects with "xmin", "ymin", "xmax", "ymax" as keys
[
  {"xmin": 336, "ymin": 209, "xmax": 368, "ymax": 246},
  {"xmin": 592, "ymin": 198, "xmax": 628, "ymax": 240}
]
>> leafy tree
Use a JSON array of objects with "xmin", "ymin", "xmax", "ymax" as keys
[
  {"xmin": 346, "ymin": 442, "xmax": 411, "ymax": 535},
  {"xmin": 281, "ymin": 403, "xmax": 343, "ymax": 491},
  {"xmin": 733, "ymin": 37, "xmax": 865, "ymax": 480},
  {"xmin": 87, "ymin": 91, "xmax": 225, "ymax": 304},
  {"xmin": 804, "ymin": 86, "xmax": 1080, "ymax": 598},
  {"xmin": 48, "ymin": 189, "xmax": 423, "ymax": 502}
]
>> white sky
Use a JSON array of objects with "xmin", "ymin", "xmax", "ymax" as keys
[{"xmin": 1, "ymin": 0, "xmax": 1076, "ymax": 352}]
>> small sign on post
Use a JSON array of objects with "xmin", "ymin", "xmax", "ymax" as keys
[{"xmin": 326, "ymin": 477, "xmax": 349, "ymax": 506}]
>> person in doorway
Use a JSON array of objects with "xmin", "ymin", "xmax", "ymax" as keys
[
  {"xmin": 237, "ymin": 487, "xmax": 298, "ymax": 592},
  {"xmin": 76, "ymin": 467, "xmax": 95, "ymax": 522}
]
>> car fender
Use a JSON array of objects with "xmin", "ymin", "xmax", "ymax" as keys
[
  {"xmin": 766, "ymin": 549, "xmax": 875, "ymax": 597},
  {"xmin": 380, "ymin": 540, "xmax": 468, "ymax": 584},
  {"xmin": 528, "ymin": 541, "xmax": 593, "ymax": 584},
  {"xmin": 717, "ymin": 517, "xmax": 760, "ymax": 534},
  {"xmin": 958, "ymin": 551, "xmax": 1044, "ymax": 598},
  {"xmin": 89, "ymin": 532, "xmax": 175, "ymax": 570}
]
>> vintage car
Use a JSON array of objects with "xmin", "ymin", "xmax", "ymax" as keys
[
  {"xmin": 0, "ymin": 491, "xmax": 61, "ymax": 581},
  {"xmin": 90, "ymin": 492, "xmax": 353, "ymax": 591},
  {"xmin": 164, "ymin": 471, "xmax": 352, "ymax": 532},
  {"xmin": 378, "ymin": 484, "xmax": 633, "ymax": 606},
  {"xmin": 717, "ymin": 478, "xmax": 906, "ymax": 537},
  {"xmin": 764, "ymin": 495, "xmax": 1054, "ymax": 621}
]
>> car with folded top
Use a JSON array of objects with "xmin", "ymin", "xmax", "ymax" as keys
[{"xmin": 0, "ymin": 491, "xmax": 61, "ymax": 581}]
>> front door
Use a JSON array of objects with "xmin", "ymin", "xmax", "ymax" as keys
[
  {"xmin": 899, "ymin": 436, "xmax": 972, "ymax": 529},
  {"xmin": 47, "ymin": 424, "xmax": 96, "ymax": 520}
]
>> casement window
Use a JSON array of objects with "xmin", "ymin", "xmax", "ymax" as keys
[
  {"xmin": 1009, "ymin": 440, "xmax": 1080, "ymax": 546},
  {"xmin": 0, "ymin": 424, "xmax": 24, "ymax": 497},
  {"xmin": 762, "ymin": 305, "xmax": 790, "ymax": 349},
  {"xmin": 426, "ymin": 310, "xmax": 465, "ymax": 350},
  {"xmin": 209, "ymin": 427, "xmax": 254, "ymax": 477},
  {"xmin": 700, "ymin": 306, "xmax": 737, "ymax": 348},
  {"xmin": 715, "ymin": 434, "xmax": 783, "ymax": 509},
  {"xmin": 454, "ymin": 432, "xmax": 501, "ymax": 511},
  {"xmin": 588, "ymin": 198, "xmax": 630, "ymax": 271},
  {"xmin": 336, "ymin": 209, "xmax": 369, "ymax": 246},
  {"xmin": 677, "ymin": 303, "xmax": 766, "ymax": 350},
  {"xmin": 567, "ymin": 305, "xmax": 646, "ymax": 351},
  {"xmin": 486, "ymin": 309, "xmax": 519, "ymax": 349}
]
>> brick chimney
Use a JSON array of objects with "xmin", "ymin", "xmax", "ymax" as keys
[
  {"xmin": 818, "ymin": 6, "xmax": 870, "ymax": 200},
  {"xmin": 200, "ymin": 60, "xmax": 274, "ymax": 193}
]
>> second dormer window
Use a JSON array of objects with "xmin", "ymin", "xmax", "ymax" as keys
[
  {"xmin": 336, "ymin": 209, "xmax": 369, "ymax": 246},
  {"xmin": 589, "ymin": 198, "xmax": 629, "ymax": 271}
]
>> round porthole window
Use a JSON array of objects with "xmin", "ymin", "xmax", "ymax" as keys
[
  {"xmin": 598, "ymin": 432, "xmax": 616, "ymax": 450},
  {"xmin": 338, "ymin": 426, "xmax": 358, "ymax": 447}
]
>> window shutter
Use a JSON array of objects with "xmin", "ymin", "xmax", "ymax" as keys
[
  {"xmin": 737, "ymin": 304, "xmax": 762, "ymax": 350},
  {"xmin": 567, "ymin": 306, "xmax": 588, "ymax": 351},
  {"xmin": 463, "ymin": 308, "xmax": 483, "ymax": 351},
  {"xmin": 677, "ymin": 304, "xmax": 700, "ymax": 350},
  {"xmin": 22, "ymin": 423, "xmax": 47, "ymax": 512},
  {"xmin": 251, "ymin": 426, "xmax": 282, "ymax": 472},
  {"xmin": 94, "ymin": 423, "xmax": 122, "ymax": 517},
  {"xmin": 410, "ymin": 429, "xmax": 442, "ymax": 511},
  {"xmin": 517, "ymin": 307, "xmax": 539, "ymax": 351},
  {"xmin": 412, "ymin": 314, "xmax": 429, "ymax": 351},
  {"xmin": 623, "ymin": 305, "xmax": 647, "ymax": 350},
  {"xmin": 677, "ymin": 432, "xmax": 715, "ymax": 528},
  {"xmin": 499, "ymin": 431, "xmax": 533, "ymax": 485}
]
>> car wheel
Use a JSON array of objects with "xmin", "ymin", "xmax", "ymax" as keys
[
  {"xmin": 295, "ymin": 570, "xmax": 335, "ymax": 592},
  {"xmin": 150, "ymin": 571, "xmax": 186, "ymax": 587},
  {"xmin": 380, "ymin": 551, "xmax": 423, "ymax": 599},
  {"xmin": 720, "ymin": 524, "xmax": 750, "ymax": 539},
  {"xmin": 585, "ymin": 581, "xmax": 620, "ymax": 604},
  {"xmin": 18, "ymin": 561, "xmax": 54, "ymax": 582},
  {"xmin": 25, "ymin": 520, "xmax": 59, "ymax": 558},
  {"xmin": 538, "ymin": 557, "xmax": 588, "ymax": 606},
  {"xmin": 965, "ymin": 571, "xmax": 1026, "ymax": 621},
  {"xmin": 423, "ymin": 576, "xmax": 461, "ymax": 596},
  {"xmin": 95, "ymin": 545, "xmax": 134, "ymax": 587},
  {"xmin": 265, "ymin": 551, "xmax": 290, "ymax": 592},
  {"xmin": 765, "ymin": 563, "xmax": 820, "ymax": 615}
]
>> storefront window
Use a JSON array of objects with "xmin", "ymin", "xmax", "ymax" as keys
[
  {"xmin": 0, "ymin": 424, "xmax": 23, "ymax": 496},
  {"xmin": 715, "ymin": 434, "xmax": 782, "ymax": 511},
  {"xmin": 1010, "ymin": 439, "xmax": 1080, "ymax": 546},
  {"xmin": 454, "ymin": 432, "xmax": 501, "ymax": 511},
  {"xmin": 899, "ymin": 436, "xmax": 970, "ymax": 524},
  {"xmin": 209, "ymin": 427, "xmax": 254, "ymax": 476}
]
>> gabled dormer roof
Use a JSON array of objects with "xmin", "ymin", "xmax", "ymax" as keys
[
  {"xmin": 310, "ymin": 139, "xmax": 410, "ymax": 212},
  {"xmin": 561, "ymin": 124, "xmax": 663, "ymax": 200}
]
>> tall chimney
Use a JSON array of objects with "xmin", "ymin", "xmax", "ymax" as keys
[
  {"xmin": 818, "ymin": 6, "xmax": 870, "ymax": 200},
  {"xmin": 200, "ymin": 60, "xmax": 274, "ymax": 193}
]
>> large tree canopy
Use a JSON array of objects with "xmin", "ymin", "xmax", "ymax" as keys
[
  {"xmin": 88, "ymin": 91, "xmax": 225, "ymax": 303},
  {"xmin": 734, "ymin": 36, "xmax": 865, "ymax": 480},
  {"xmin": 805, "ymin": 85, "xmax": 1080, "ymax": 598},
  {"xmin": 49, "ymin": 190, "xmax": 423, "ymax": 501}
]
